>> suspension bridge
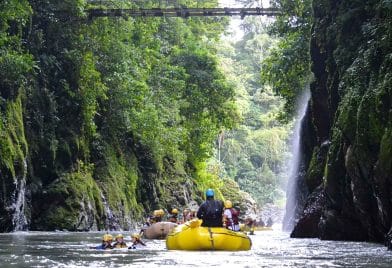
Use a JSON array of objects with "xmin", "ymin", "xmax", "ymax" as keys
[{"xmin": 87, "ymin": 7, "xmax": 281, "ymax": 19}]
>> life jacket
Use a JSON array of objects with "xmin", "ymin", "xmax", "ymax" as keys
[
  {"xmin": 198, "ymin": 199, "xmax": 223, "ymax": 227},
  {"xmin": 205, "ymin": 200, "xmax": 223, "ymax": 220},
  {"xmin": 230, "ymin": 208, "xmax": 239, "ymax": 224},
  {"xmin": 113, "ymin": 242, "xmax": 127, "ymax": 248},
  {"xmin": 168, "ymin": 214, "xmax": 178, "ymax": 223},
  {"xmin": 226, "ymin": 208, "xmax": 239, "ymax": 225}
]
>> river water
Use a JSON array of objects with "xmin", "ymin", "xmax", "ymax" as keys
[{"xmin": 1, "ymin": 228, "xmax": 391, "ymax": 267}]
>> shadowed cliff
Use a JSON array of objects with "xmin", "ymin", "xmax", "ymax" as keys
[{"xmin": 291, "ymin": 0, "xmax": 392, "ymax": 248}]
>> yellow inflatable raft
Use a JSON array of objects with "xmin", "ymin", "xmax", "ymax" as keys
[
  {"xmin": 254, "ymin": 226, "xmax": 273, "ymax": 231},
  {"xmin": 143, "ymin": 222, "xmax": 177, "ymax": 239},
  {"xmin": 240, "ymin": 224, "xmax": 273, "ymax": 233},
  {"xmin": 166, "ymin": 219, "xmax": 251, "ymax": 251}
]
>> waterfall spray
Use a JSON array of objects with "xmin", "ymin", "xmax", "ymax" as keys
[{"xmin": 282, "ymin": 89, "xmax": 310, "ymax": 232}]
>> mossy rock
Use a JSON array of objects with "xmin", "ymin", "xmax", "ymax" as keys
[
  {"xmin": 93, "ymin": 143, "xmax": 144, "ymax": 229},
  {"xmin": 34, "ymin": 165, "xmax": 104, "ymax": 231},
  {"xmin": 377, "ymin": 127, "xmax": 392, "ymax": 175},
  {"xmin": 0, "ymin": 95, "xmax": 28, "ymax": 231},
  {"xmin": 306, "ymin": 143, "xmax": 328, "ymax": 192}
]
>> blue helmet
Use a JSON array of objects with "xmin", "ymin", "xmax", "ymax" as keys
[{"xmin": 205, "ymin": 189, "xmax": 214, "ymax": 198}]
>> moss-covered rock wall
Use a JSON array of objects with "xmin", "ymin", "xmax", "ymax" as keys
[
  {"xmin": 0, "ymin": 1, "xmax": 235, "ymax": 232},
  {"xmin": 0, "ymin": 95, "xmax": 29, "ymax": 231},
  {"xmin": 292, "ymin": 0, "xmax": 392, "ymax": 247}
]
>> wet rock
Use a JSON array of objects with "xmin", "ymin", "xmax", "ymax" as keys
[
  {"xmin": 292, "ymin": 0, "xmax": 392, "ymax": 247},
  {"xmin": 319, "ymin": 208, "xmax": 368, "ymax": 241},
  {"xmin": 291, "ymin": 185, "xmax": 324, "ymax": 238},
  {"xmin": 386, "ymin": 227, "xmax": 392, "ymax": 250},
  {"xmin": 306, "ymin": 141, "xmax": 329, "ymax": 193}
]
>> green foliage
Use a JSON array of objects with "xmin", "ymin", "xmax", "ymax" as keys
[
  {"xmin": 78, "ymin": 52, "xmax": 108, "ymax": 137},
  {"xmin": 0, "ymin": 50, "xmax": 34, "ymax": 98},
  {"xmin": 378, "ymin": 127, "xmax": 392, "ymax": 176},
  {"xmin": 0, "ymin": 0, "xmax": 31, "ymax": 226},
  {"xmin": 94, "ymin": 145, "xmax": 144, "ymax": 221},
  {"xmin": 0, "ymin": 0, "xmax": 241, "ymax": 230},
  {"xmin": 261, "ymin": 0, "xmax": 312, "ymax": 118},
  {"xmin": 194, "ymin": 159, "xmax": 224, "ymax": 199},
  {"xmin": 0, "ymin": 0, "xmax": 33, "ymax": 98},
  {"xmin": 261, "ymin": 31, "xmax": 311, "ymax": 116},
  {"xmin": 0, "ymin": 96, "xmax": 28, "ymax": 178},
  {"xmin": 215, "ymin": 19, "xmax": 291, "ymax": 206},
  {"xmin": 41, "ymin": 161, "xmax": 104, "ymax": 230},
  {"xmin": 172, "ymin": 48, "xmax": 237, "ymax": 163},
  {"xmin": 0, "ymin": 0, "xmax": 32, "ymax": 32},
  {"xmin": 220, "ymin": 177, "xmax": 243, "ymax": 204}
]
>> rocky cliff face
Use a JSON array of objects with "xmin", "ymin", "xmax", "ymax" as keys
[
  {"xmin": 0, "ymin": 92, "xmax": 199, "ymax": 232},
  {"xmin": 0, "ymin": 2, "xmax": 201, "ymax": 232},
  {"xmin": 292, "ymin": 0, "xmax": 392, "ymax": 248}
]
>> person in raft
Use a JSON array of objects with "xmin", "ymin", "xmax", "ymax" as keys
[
  {"xmin": 140, "ymin": 208, "xmax": 166, "ymax": 236},
  {"xmin": 168, "ymin": 208, "xmax": 179, "ymax": 223},
  {"xmin": 223, "ymin": 200, "xmax": 240, "ymax": 231},
  {"xmin": 189, "ymin": 210, "xmax": 197, "ymax": 220},
  {"xmin": 128, "ymin": 233, "xmax": 147, "ymax": 249},
  {"xmin": 150, "ymin": 209, "xmax": 165, "ymax": 223},
  {"xmin": 182, "ymin": 208, "xmax": 192, "ymax": 223},
  {"xmin": 113, "ymin": 234, "xmax": 127, "ymax": 248},
  {"xmin": 92, "ymin": 234, "xmax": 113, "ymax": 250},
  {"xmin": 244, "ymin": 217, "xmax": 256, "ymax": 235},
  {"xmin": 196, "ymin": 189, "xmax": 224, "ymax": 227}
]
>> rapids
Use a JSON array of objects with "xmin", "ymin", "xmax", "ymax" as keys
[{"xmin": 1, "ymin": 227, "xmax": 391, "ymax": 267}]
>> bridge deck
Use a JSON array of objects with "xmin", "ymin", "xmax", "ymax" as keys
[{"xmin": 87, "ymin": 7, "xmax": 281, "ymax": 18}]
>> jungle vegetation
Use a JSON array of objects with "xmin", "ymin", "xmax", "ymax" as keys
[{"xmin": 0, "ymin": 0, "xmax": 310, "ymax": 230}]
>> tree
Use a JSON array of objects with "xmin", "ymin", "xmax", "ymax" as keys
[
  {"xmin": 261, "ymin": 0, "xmax": 312, "ymax": 118},
  {"xmin": 216, "ymin": 15, "xmax": 291, "ymax": 207}
]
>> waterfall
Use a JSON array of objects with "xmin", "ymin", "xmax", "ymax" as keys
[
  {"xmin": 101, "ymin": 192, "xmax": 116, "ymax": 230},
  {"xmin": 282, "ymin": 89, "xmax": 310, "ymax": 232},
  {"xmin": 12, "ymin": 158, "xmax": 28, "ymax": 231}
]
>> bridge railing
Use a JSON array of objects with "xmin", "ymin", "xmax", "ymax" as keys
[{"xmin": 87, "ymin": 7, "xmax": 282, "ymax": 18}]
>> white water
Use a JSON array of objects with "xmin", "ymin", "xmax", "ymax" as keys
[
  {"xmin": 1, "ymin": 229, "xmax": 391, "ymax": 267},
  {"xmin": 283, "ymin": 89, "xmax": 310, "ymax": 232},
  {"xmin": 11, "ymin": 158, "xmax": 28, "ymax": 231}
]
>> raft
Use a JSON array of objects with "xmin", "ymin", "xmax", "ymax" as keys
[
  {"xmin": 166, "ymin": 219, "xmax": 251, "ymax": 251},
  {"xmin": 254, "ymin": 226, "xmax": 273, "ymax": 231},
  {"xmin": 240, "ymin": 223, "xmax": 273, "ymax": 233},
  {"xmin": 143, "ymin": 222, "xmax": 177, "ymax": 239}
]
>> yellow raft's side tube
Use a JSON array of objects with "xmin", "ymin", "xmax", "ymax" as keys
[
  {"xmin": 240, "ymin": 224, "xmax": 273, "ymax": 233},
  {"xmin": 166, "ymin": 219, "xmax": 251, "ymax": 251}
]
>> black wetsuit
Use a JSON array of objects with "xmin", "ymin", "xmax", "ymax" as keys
[
  {"xmin": 197, "ymin": 198, "xmax": 224, "ymax": 227},
  {"xmin": 94, "ymin": 243, "xmax": 113, "ymax": 249}
]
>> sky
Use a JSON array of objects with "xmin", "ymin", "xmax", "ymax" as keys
[
  {"xmin": 218, "ymin": 0, "xmax": 271, "ymax": 8},
  {"xmin": 218, "ymin": 0, "xmax": 272, "ymax": 41}
]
